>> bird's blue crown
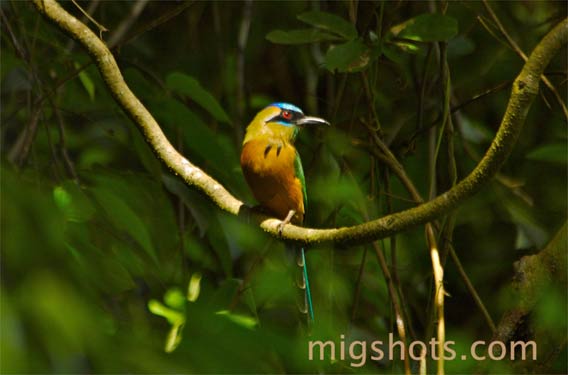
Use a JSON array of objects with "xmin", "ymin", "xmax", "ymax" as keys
[{"xmin": 269, "ymin": 102, "xmax": 303, "ymax": 114}]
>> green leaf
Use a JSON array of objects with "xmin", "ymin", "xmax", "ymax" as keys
[
  {"xmin": 148, "ymin": 300, "xmax": 184, "ymax": 326},
  {"xmin": 391, "ymin": 14, "xmax": 458, "ymax": 42},
  {"xmin": 187, "ymin": 272, "xmax": 202, "ymax": 302},
  {"xmin": 324, "ymin": 39, "xmax": 370, "ymax": 73},
  {"xmin": 447, "ymin": 35, "xmax": 475, "ymax": 58},
  {"xmin": 128, "ymin": 120, "xmax": 162, "ymax": 178},
  {"xmin": 382, "ymin": 44, "xmax": 405, "ymax": 64},
  {"xmin": 391, "ymin": 40, "xmax": 424, "ymax": 55},
  {"xmin": 266, "ymin": 29, "xmax": 342, "ymax": 45},
  {"xmin": 161, "ymin": 174, "xmax": 210, "ymax": 236},
  {"xmin": 88, "ymin": 171, "xmax": 179, "ymax": 260},
  {"xmin": 153, "ymin": 98, "xmax": 238, "ymax": 179},
  {"xmin": 166, "ymin": 72, "xmax": 230, "ymax": 124},
  {"xmin": 53, "ymin": 186, "xmax": 72, "ymax": 213},
  {"xmin": 164, "ymin": 323, "xmax": 184, "ymax": 353},
  {"xmin": 74, "ymin": 62, "xmax": 95, "ymax": 100},
  {"xmin": 91, "ymin": 187, "xmax": 157, "ymax": 263},
  {"xmin": 216, "ymin": 310, "xmax": 257, "ymax": 330},
  {"xmin": 526, "ymin": 143, "xmax": 567, "ymax": 164},
  {"xmin": 53, "ymin": 182, "xmax": 95, "ymax": 223},
  {"xmin": 164, "ymin": 288, "xmax": 186, "ymax": 309},
  {"xmin": 297, "ymin": 11, "xmax": 357, "ymax": 40}
]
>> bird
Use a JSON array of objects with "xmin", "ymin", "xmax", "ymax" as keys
[{"xmin": 240, "ymin": 102, "xmax": 329, "ymax": 324}]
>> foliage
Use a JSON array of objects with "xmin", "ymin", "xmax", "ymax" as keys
[{"xmin": 1, "ymin": 1, "xmax": 566, "ymax": 374}]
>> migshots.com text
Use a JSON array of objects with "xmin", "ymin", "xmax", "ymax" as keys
[{"xmin": 308, "ymin": 334, "xmax": 537, "ymax": 368}]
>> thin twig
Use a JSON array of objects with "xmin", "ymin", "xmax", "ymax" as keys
[
  {"xmin": 65, "ymin": 0, "xmax": 100, "ymax": 51},
  {"xmin": 449, "ymin": 245, "xmax": 496, "ymax": 333},
  {"xmin": 229, "ymin": 239, "xmax": 274, "ymax": 312},
  {"xmin": 235, "ymin": 0, "xmax": 253, "ymax": 141},
  {"xmin": 361, "ymin": 71, "xmax": 382, "ymax": 133},
  {"xmin": 426, "ymin": 225, "xmax": 445, "ymax": 375},
  {"xmin": 71, "ymin": 0, "xmax": 108, "ymax": 37},
  {"xmin": 51, "ymin": 100, "xmax": 79, "ymax": 182},
  {"xmin": 350, "ymin": 247, "xmax": 368, "ymax": 322},
  {"xmin": 372, "ymin": 241, "xmax": 412, "ymax": 375},
  {"xmin": 343, "ymin": 157, "xmax": 411, "ymax": 374},
  {"xmin": 8, "ymin": 100, "xmax": 45, "ymax": 166},
  {"xmin": 439, "ymin": 41, "xmax": 457, "ymax": 264},
  {"xmin": 116, "ymin": 1, "xmax": 194, "ymax": 48},
  {"xmin": 365, "ymin": 123, "xmax": 497, "ymax": 334},
  {"xmin": 383, "ymin": 167, "xmax": 417, "ymax": 341},
  {"xmin": 482, "ymin": 0, "xmax": 568, "ymax": 120},
  {"xmin": 107, "ymin": 0, "xmax": 149, "ymax": 48}
]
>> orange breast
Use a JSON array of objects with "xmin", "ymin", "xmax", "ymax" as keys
[{"xmin": 240, "ymin": 139, "xmax": 304, "ymax": 224}]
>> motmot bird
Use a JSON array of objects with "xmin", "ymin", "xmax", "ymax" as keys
[{"xmin": 240, "ymin": 102, "xmax": 329, "ymax": 323}]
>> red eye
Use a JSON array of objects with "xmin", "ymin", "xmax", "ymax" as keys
[{"xmin": 282, "ymin": 111, "xmax": 292, "ymax": 120}]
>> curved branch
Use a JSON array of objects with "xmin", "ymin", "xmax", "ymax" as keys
[{"xmin": 32, "ymin": 0, "xmax": 568, "ymax": 246}]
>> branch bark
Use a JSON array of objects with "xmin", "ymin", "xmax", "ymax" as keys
[
  {"xmin": 492, "ymin": 222, "xmax": 567, "ymax": 373},
  {"xmin": 32, "ymin": 0, "xmax": 568, "ymax": 246}
]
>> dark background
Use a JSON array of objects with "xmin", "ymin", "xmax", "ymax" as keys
[{"xmin": 1, "ymin": 1, "xmax": 566, "ymax": 373}]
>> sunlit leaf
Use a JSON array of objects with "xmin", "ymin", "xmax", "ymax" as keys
[
  {"xmin": 148, "ymin": 298, "xmax": 185, "ymax": 353},
  {"xmin": 53, "ymin": 186, "xmax": 72, "ymax": 213},
  {"xmin": 53, "ymin": 182, "xmax": 95, "ymax": 223},
  {"xmin": 266, "ymin": 29, "xmax": 341, "ymax": 44},
  {"xmin": 166, "ymin": 72, "xmax": 231, "ymax": 124},
  {"xmin": 297, "ymin": 11, "xmax": 357, "ymax": 40},
  {"xmin": 216, "ymin": 310, "xmax": 257, "ymax": 330},
  {"xmin": 165, "ymin": 288, "xmax": 186, "ymax": 309},
  {"xmin": 391, "ymin": 40, "xmax": 424, "ymax": 55},
  {"xmin": 148, "ymin": 300, "xmax": 184, "ymax": 326},
  {"xmin": 74, "ymin": 62, "xmax": 95, "ymax": 100},
  {"xmin": 187, "ymin": 272, "xmax": 202, "ymax": 302},
  {"xmin": 164, "ymin": 324, "xmax": 184, "ymax": 353},
  {"xmin": 391, "ymin": 13, "xmax": 458, "ymax": 42}
]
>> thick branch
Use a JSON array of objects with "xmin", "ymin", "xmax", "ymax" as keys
[
  {"xmin": 492, "ymin": 222, "xmax": 567, "ymax": 373},
  {"xmin": 32, "ymin": 0, "xmax": 568, "ymax": 246}
]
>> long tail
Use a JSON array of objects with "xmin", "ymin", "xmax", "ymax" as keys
[{"xmin": 297, "ymin": 247, "xmax": 315, "ymax": 323}]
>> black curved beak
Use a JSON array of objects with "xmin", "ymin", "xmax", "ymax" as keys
[{"xmin": 295, "ymin": 115, "xmax": 330, "ymax": 127}]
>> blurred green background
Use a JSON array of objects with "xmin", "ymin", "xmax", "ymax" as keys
[{"xmin": 1, "ymin": 1, "xmax": 566, "ymax": 373}]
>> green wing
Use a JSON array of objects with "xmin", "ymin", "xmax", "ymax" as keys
[{"xmin": 294, "ymin": 151, "xmax": 308, "ymax": 213}]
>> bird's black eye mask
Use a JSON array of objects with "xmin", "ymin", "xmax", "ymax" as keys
[{"xmin": 267, "ymin": 110, "xmax": 304, "ymax": 126}]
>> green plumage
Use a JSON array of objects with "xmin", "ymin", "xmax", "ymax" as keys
[{"xmin": 294, "ymin": 152, "xmax": 308, "ymax": 213}]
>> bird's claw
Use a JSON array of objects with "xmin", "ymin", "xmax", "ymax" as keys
[
  {"xmin": 278, "ymin": 209, "xmax": 296, "ymax": 237},
  {"xmin": 277, "ymin": 222, "xmax": 286, "ymax": 236}
]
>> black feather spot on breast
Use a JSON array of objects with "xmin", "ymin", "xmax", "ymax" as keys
[{"xmin": 264, "ymin": 145, "xmax": 272, "ymax": 158}]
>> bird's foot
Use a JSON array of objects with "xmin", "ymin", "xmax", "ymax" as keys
[{"xmin": 277, "ymin": 209, "xmax": 296, "ymax": 236}]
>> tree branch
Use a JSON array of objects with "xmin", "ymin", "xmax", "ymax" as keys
[
  {"xmin": 492, "ymin": 222, "xmax": 567, "ymax": 373},
  {"xmin": 32, "ymin": 0, "xmax": 568, "ymax": 246}
]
